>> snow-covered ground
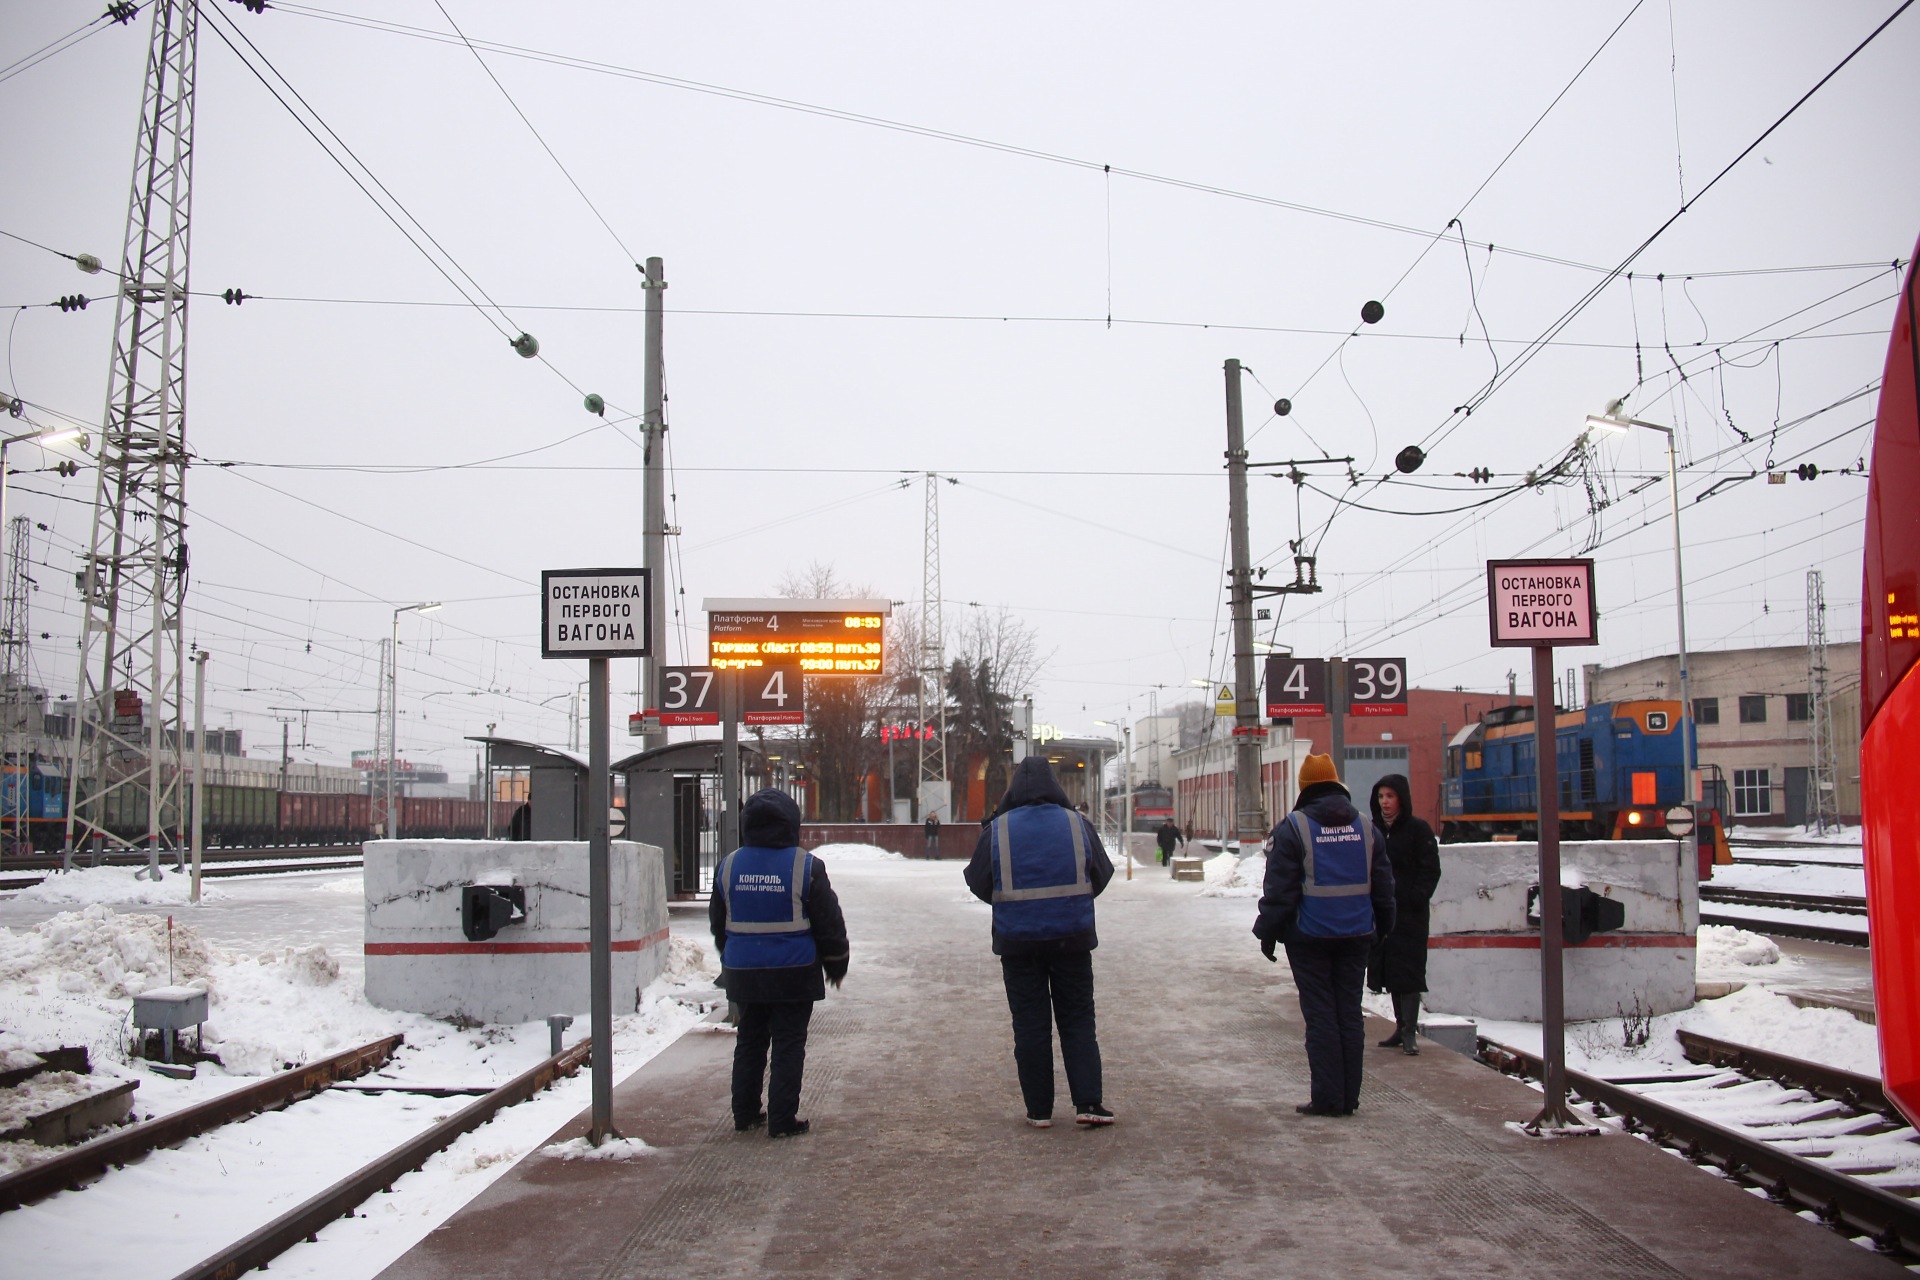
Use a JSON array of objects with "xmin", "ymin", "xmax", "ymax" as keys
[
  {"xmin": 1709, "ymin": 860, "xmax": 1865, "ymax": 899},
  {"xmin": 1730, "ymin": 823, "xmax": 1863, "ymax": 847},
  {"xmin": 0, "ymin": 865, "xmax": 720, "ymax": 1279},
  {"xmin": 0, "ymin": 845, "xmax": 1890, "ymax": 1277}
]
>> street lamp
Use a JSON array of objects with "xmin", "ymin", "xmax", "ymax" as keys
[
  {"xmin": 1093, "ymin": 719, "xmax": 1134, "ymax": 881},
  {"xmin": 1584, "ymin": 402, "xmax": 1696, "ymax": 822},
  {"xmin": 388, "ymin": 601, "xmax": 442, "ymax": 837}
]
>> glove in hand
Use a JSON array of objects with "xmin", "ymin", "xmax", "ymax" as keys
[
  {"xmin": 1260, "ymin": 937, "xmax": 1277, "ymax": 963},
  {"xmin": 823, "ymin": 955, "xmax": 849, "ymax": 988}
]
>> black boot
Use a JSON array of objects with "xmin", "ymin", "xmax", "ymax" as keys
[{"xmin": 1395, "ymin": 992, "xmax": 1422, "ymax": 1055}]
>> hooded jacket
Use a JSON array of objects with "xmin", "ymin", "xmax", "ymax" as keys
[
  {"xmin": 964, "ymin": 756, "xmax": 1115, "ymax": 955},
  {"xmin": 1253, "ymin": 780, "xmax": 1397, "ymax": 945},
  {"xmin": 709, "ymin": 788, "xmax": 850, "ymax": 1003},
  {"xmin": 1367, "ymin": 773, "xmax": 1441, "ymax": 992}
]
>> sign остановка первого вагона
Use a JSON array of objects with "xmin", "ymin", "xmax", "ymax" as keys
[
  {"xmin": 541, "ymin": 567, "xmax": 652, "ymax": 659},
  {"xmin": 1485, "ymin": 558, "xmax": 1598, "ymax": 648}
]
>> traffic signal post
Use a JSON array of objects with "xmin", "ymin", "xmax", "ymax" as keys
[{"xmin": 1487, "ymin": 558, "xmax": 1599, "ymax": 1134}]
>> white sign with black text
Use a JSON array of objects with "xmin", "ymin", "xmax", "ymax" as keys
[{"xmin": 541, "ymin": 567, "xmax": 652, "ymax": 659}]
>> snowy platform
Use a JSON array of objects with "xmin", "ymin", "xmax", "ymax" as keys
[{"xmin": 376, "ymin": 862, "xmax": 1891, "ymax": 1280}]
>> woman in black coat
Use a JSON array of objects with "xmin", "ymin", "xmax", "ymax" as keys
[{"xmin": 1366, "ymin": 774, "xmax": 1441, "ymax": 1055}]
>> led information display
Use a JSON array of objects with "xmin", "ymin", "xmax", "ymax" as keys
[
  {"xmin": 703, "ymin": 596, "xmax": 889, "ymax": 675},
  {"xmin": 542, "ymin": 567, "xmax": 651, "ymax": 660},
  {"xmin": 1487, "ymin": 558, "xmax": 1598, "ymax": 647}
]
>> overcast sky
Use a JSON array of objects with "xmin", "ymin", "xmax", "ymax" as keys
[{"xmin": 1, "ymin": 0, "xmax": 1913, "ymax": 776}]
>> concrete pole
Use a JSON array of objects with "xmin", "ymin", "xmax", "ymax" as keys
[
  {"xmin": 1329, "ymin": 657, "xmax": 1347, "ymax": 780},
  {"xmin": 1122, "ymin": 722, "xmax": 1133, "ymax": 881},
  {"xmin": 586, "ymin": 657, "xmax": 615, "ymax": 1144},
  {"xmin": 640, "ymin": 257, "xmax": 668, "ymax": 753},
  {"xmin": 1223, "ymin": 360, "xmax": 1266, "ymax": 847},
  {"xmin": 386, "ymin": 619, "xmax": 398, "ymax": 840},
  {"xmin": 190, "ymin": 651, "xmax": 206, "ymax": 904}
]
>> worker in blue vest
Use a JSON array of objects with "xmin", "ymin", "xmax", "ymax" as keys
[
  {"xmin": 964, "ymin": 756, "xmax": 1116, "ymax": 1128},
  {"xmin": 1253, "ymin": 753, "xmax": 1396, "ymax": 1117},
  {"xmin": 710, "ymin": 789, "xmax": 849, "ymax": 1139}
]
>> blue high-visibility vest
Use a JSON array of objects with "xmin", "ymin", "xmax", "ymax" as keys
[
  {"xmin": 989, "ymin": 805, "xmax": 1096, "ymax": 941},
  {"xmin": 719, "ymin": 846, "xmax": 817, "ymax": 970},
  {"xmin": 1289, "ymin": 811, "xmax": 1377, "ymax": 938}
]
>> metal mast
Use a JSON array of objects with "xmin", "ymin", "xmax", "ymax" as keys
[
  {"xmin": 371, "ymin": 637, "xmax": 393, "ymax": 834},
  {"xmin": 1806, "ymin": 569, "xmax": 1838, "ymax": 833},
  {"xmin": 2, "ymin": 517, "xmax": 31, "ymax": 848},
  {"xmin": 639, "ymin": 256, "xmax": 667, "ymax": 750},
  {"xmin": 917, "ymin": 472, "xmax": 947, "ymax": 816},
  {"xmin": 65, "ymin": 0, "xmax": 199, "ymax": 855}
]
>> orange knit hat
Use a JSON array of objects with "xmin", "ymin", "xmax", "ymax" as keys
[{"xmin": 1297, "ymin": 752, "xmax": 1342, "ymax": 790}]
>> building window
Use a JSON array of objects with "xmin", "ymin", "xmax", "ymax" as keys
[
  {"xmin": 1733, "ymin": 768, "xmax": 1772, "ymax": 816},
  {"xmin": 1693, "ymin": 697, "xmax": 1719, "ymax": 725},
  {"xmin": 1785, "ymin": 693, "xmax": 1811, "ymax": 722},
  {"xmin": 1738, "ymin": 695, "xmax": 1768, "ymax": 724}
]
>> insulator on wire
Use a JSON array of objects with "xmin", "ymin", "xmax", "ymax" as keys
[
  {"xmin": 74, "ymin": 253, "xmax": 102, "ymax": 274},
  {"xmin": 584, "ymin": 393, "xmax": 605, "ymax": 416},
  {"xmin": 56, "ymin": 295, "xmax": 89, "ymax": 312},
  {"xmin": 106, "ymin": 2, "xmax": 138, "ymax": 24},
  {"xmin": 1467, "ymin": 467, "xmax": 1493, "ymax": 484},
  {"xmin": 222, "ymin": 288, "xmax": 247, "ymax": 305},
  {"xmin": 510, "ymin": 332, "xmax": 540, "ymax": 359}
]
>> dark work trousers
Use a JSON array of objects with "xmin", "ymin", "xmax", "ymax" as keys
[
  {"xmin": 1000, "ymin": 949, "xmax": 1102, "ymax": 1118},
  {"xmin": 733, "ymin": 1000, "xmax": 815, "ymax": 1127},
  {"xmin": 925, "ymin": 833, "xmax": 940, "ymax": 860},
  {"xmin": 1284, "ymin": 934, "xmax": 1373, "ymax": 1112}
]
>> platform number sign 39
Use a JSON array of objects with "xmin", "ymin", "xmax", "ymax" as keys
[
  {"xmin": 743, "ymin": 663, "xmax": 805, "ymax": 725},
  {"xmin": 659, "ymin": 666, "xmax": 719, "ymax": 726},
  {"xmin": 1346, "ymin": 658, "xmax": 1408, "ymax": 717}
]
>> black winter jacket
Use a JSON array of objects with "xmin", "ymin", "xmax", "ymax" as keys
[
  {"xmin": 1253, "ymin": 781, "xmax": 1397, "ymax": 946},
  {"xmin": 710, "ymin": 789, "xmax": 850, "ymax": 1003},
  {"xmin": 964, "ymin": 757, "xmax": 1114, "ymax": 955},
  {"xmin": 1366, "ymin": 773, "xmax": 1441, "ymax": 992}
]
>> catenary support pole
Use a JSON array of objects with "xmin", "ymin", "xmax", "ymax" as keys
[
  {"xmin": 1528, "ymin": 642, "xmax": 1578, "ymax": 1130},
  {"xmin": 1223, "ymin": 359, "xmax": 1266, "ymax": 847},
  {"xmin": 720, "ymin": 670, "xmax": 740, "ymax": 858},
  {"xmin": 1122, "ymin": 722, "xmax": 1133, "ymax": 881},
  {"xmin": 190, "ymin": 651, "xmax": 206, "ymax": 904},
  {"xmin": 587, "ymin": 657, "xmax": 615, "ymax": 1144},
  {"xmin": 1329, "ymin": 657, "xmax": 1347, "ymax": 780},
  {"xmin": 640, "ymin": 258, "xmax": 668, "ymax": 753}
]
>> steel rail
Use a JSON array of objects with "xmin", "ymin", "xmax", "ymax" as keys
[
  {"xmin": 1479, "ymin": 1037, "xmax": 1920, "ymax": 1258},
  {"xmin": 1675, "ymin": 1030, "xmax": 1892, "ymax": 1114},
  {"xmin": 0, "ymin": 856, "xmax": 365, "ymax": 892},
  {"xmin": 172, "ymin": 1035, "xmax": 594, "ymax": 1280},
  {"xmin": 0, "ymin": 1035, "xmax": 403, "ymax": 1212},
  {"xmin": 1696, "ymin": 910, "xmax": 1868, "ymax": 947},
  {"xmin": 1700, "ymin": 886, "xmax": 1868, "ymax": 916},
  {"xmin": 3, "ymin": 843, "xmax": 363, "ymax": 871}
]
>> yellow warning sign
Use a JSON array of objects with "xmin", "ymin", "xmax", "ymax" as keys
[{"xmin": 1214, "ymin": 684, "xmax": 1236, "ymax": 716}]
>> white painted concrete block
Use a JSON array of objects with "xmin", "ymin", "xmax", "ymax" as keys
[
  {"xmin": 363, "ymin": 840, "xmax": 668, "ymax": 1024},
  {"xmin": 1424, "ymin": 840, "xmax": 1696, "ymax": 1022}
]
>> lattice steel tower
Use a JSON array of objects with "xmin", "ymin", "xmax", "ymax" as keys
[
  {"xmin": 916, "ymin": 472, "xmax": 947, "ymax": 813},
  {"xmin": 2, "ymin": 517, "xmax": 32, "ymax": 847},
  {"xmin": 65, "ymin": 0, "xmax": 199, "ymax": 853},
  {"xmin": 1805, "ymin": 569, "xmax": 1839, "ymax": 833}
]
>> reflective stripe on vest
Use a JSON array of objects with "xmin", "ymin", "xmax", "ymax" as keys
[
  {"xmin": 991, "ymin": 807, "xmax": 1091, "ymax": 903},
  {"xmin": 719, "ymin": 846, "xmax": 811, "ymax": 932}
]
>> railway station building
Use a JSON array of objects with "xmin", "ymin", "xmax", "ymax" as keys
[{"xmin": 1584, "ymin": 643, "xmax": 1861, "ymax": 825}]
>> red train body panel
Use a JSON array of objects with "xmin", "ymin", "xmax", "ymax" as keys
[{"xmin": 1863, "ymin": 238, "xmax": 1920, "ymax": 1128}]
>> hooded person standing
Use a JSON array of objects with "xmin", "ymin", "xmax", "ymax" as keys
[
  {"xmin": 1367, "ymin": 774, "xmax": 1442, "ymax": 1054},
  {"xmin": 710, "ymin": 788, "xmax": 849, "ymax": 1139},
  {"xmin": 964, "ymin": 756, "xmax": 1117, "ymax": 1128},
  {"xmin": 1253, "ymin": 753, "xmax": 1396, "ymax": 1116}
]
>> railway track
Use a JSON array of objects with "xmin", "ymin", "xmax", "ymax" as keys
[
  {"xmin": 1478, "ymin": 1031, "xmax": 1920, "ymax": 1259},
  {"xmin": 0, "ymin": 1031, "xmax": 594, "ymax": 1278},
  {"xmin": 0, "ymin": 847, "xmax": 365, "ymax": 891},
  {"xmin": 1700, "ymin": 886, "xmax": 1868, "ymax": 916}
]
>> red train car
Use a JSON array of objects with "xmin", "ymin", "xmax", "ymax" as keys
[
  {"xmin": 1863, "ymin": 238, "xmax": 1919, "ymax": 1127},
  {"xmin": 279, "ymin": 792, "xmax": 372, "ymax": 844}
]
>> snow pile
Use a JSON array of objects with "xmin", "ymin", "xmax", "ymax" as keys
[
  {"xmin": 15, "ymin": 866, "xmax": 224, "ymax": 907},
  {"xmin": 661, "ymin": 936, "xmax": 716, "ymax": 983},
  {"xmin": 0, "ymin": 904, "xmax": 215, "ymax": 999},
  {"xmin": 811, "ymin": 842, "xmax": 903, "ymax": 862},
  {"xmin": 1695, "ymin": 924, "xmax": 1781, "ymax": 968},
  {"xmin": 542, "ymin": 1134, "xmax": 653, "ymax": 1160},
  {"xmin": 1198, "ymin": 853, "xmax": 1262, "ymax": 898}
]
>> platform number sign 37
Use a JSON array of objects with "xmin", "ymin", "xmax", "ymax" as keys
[
  {"xmin": 743, "ymin": 663, "xmax": 805, "ymax": 725},
  {"xmin": 1346, "ymin": 658, "xmax": 1408, "ymax": 717}
]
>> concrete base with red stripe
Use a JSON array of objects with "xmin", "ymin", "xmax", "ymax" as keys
[
  {"xmin": 364, "ymin": 840, "xmax": 669, "ymax": 1024},
  {"xmin": 1426, "ymin": 840, "xmax": 1697, "ymax": 1021}
]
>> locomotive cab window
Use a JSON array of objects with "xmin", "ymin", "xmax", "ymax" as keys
[{"xmin": 1645, "ymin": 711, "xmax": 1669, "ymax": 731}]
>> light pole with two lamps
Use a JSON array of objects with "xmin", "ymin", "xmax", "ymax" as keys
[
  {"xmin": 387, "ymin": 602, "xmax": 442, "ymax": 838},
  {"xmin": 1584, "ymin": 402, "xmax": 1697, "ymax": 835},
  {"xmin": 1093, "ymin": 719, "xmax": 1133, "ymax": 880}
]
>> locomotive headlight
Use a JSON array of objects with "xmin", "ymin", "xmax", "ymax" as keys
[{"xmin": 1626, "ymin": 810, "xmax": 1644, "ymax": 826}]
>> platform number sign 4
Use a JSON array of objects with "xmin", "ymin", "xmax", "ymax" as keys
[
  {"xmin": 1265, "ymin": 656, "xmax": 1328, "ymax": 718},
  {"xmin": 1347, "ymin": 658, "xmax": 1408, "ymax": 717},
  {"xmin": 743, "ymin": 663, "xmax": 805, "ymax": 725},
  {"xmin": 659, "ymin": 666, "xmax": 719, "ymax": 726}
]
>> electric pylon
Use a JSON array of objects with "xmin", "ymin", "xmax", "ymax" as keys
[
  {"xmin": 1806, "ymin": 569, "xmax": 1838, "ymax": 833},
  {"xmin": 2, "ymin": 517, "xmax": 31, "ymax": 848},
  {"xmin": 916, "ymin": 472, "xmax": 947, "ymax": 815},
  {"xmin": 65, "ymin": 0, "xmax": 199, "ymax": 854}
]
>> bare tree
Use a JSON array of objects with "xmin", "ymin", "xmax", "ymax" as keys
[
  {"xmin": 944, "ymin": 607, "xmax": 1050, "ymax": 816},
  {"xmin": 772, "ymin": 563, "xmax": 895, "ymax": 821}
]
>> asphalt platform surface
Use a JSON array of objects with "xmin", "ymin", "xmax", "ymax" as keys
[{"xmin": 379, "ymin": 857, "xmax": 1899, "ymax": 1279}]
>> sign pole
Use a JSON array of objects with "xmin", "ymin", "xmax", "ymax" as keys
[
  {"xmin": 1528, "ymin": 641, "xmax": 1578, "ymax": 1129},
  {"xmin": 720, "ymin": 669, "xmax": 741, "ymax": 857},
  {"xmin": 1329, "ymin": 656, "xmax": 1346, "ymax": 780},
  {"xmin": 587, "ymin": 655, "xmax": 615, "ymax": 1144}
]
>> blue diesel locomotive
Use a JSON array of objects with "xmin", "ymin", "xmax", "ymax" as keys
[{"xmin": 1441, "ymin": 699, "xmax": 1725, "ymax": 856}]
